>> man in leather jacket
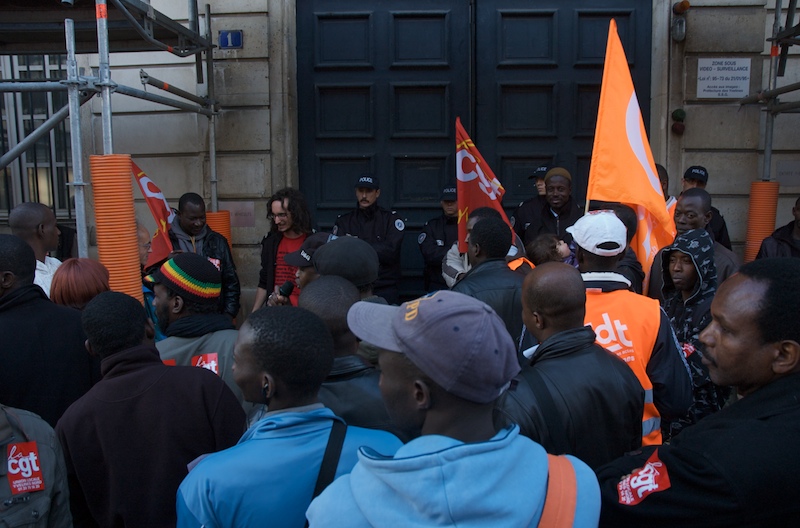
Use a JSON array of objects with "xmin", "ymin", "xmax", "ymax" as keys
[
  {"xmin": 452, "ymin": 216, "xmax": 524, "ymax": 343},
  {"xmin": 494, "ymin": 262, "xmax": 644, "ymax": 469},
  {"xmin": 168, "ymin": 193, "xmax": 240, "ymax": 318}
]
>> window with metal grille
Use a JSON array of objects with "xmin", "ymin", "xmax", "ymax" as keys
[{"xmin": 1, "ymin": 54, "xmax": 74, "ymax": 221}]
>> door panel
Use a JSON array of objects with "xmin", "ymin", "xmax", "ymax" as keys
[
  {"xmin": 476, "ymin": 1, "xmax": 651, "ymax": 207},
  {"xmin": 296, "ymin": 0, "xmax": 651, "ymax": 301}
]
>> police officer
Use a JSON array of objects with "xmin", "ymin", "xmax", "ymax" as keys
[
  {"xmin": 510, "ymin": 164, "xmax": 549, "ymax": 242},
  {"xmin": 333, "ymin": 174, "xmax": 405, "ymax": 304},
  {"xmin": 418, "ymin": 185, "xmax": 459, "ymax": 292}
]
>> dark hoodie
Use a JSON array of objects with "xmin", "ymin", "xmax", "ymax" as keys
[{"xmin": 660, "ymin": 229, "xmax": 727, "ymax": 440}]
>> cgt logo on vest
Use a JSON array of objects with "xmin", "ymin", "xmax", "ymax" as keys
[
  {"xmin": 592, "ymin": 313, "xmax": 634, "ymax": 357},
  {"xmin": 7, "ymin": 442, "xmax": 45, "ymax": 495}
]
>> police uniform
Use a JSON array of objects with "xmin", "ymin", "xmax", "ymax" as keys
[
  {"xmin": 334, "ymin": 175, "xmax": 405, "ymax": 304},
  {"xmin": 418, "ymin": 186, "xmax": 458, "ymax": 292}
]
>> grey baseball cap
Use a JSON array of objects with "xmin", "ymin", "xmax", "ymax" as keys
[{"xmin": 347, "ymin": 290, "xmax": 519, "ymax": 404}]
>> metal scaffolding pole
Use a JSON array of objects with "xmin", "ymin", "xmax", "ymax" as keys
[
  {"xmin": 0, "ymin": 95, "xmax": 92, "ymax": 172},
  {"xmin": 65, "ymin": 19, "xmax": 90, "ymax": 258},
  {"xmin": 763, "ymin": 0, "xmax": 783, "ymax": 181},
  {"xmin": 139, "ymin": 70, "xmax": 208, "ymax": 106},
  {"xmin": 96, "ymin": 0, "xmax": 114, "ymax": 154},
  {"xmin": 206, "ymin": 3, "xmax": 219, "ymax": 212},
  {"xmin": 0, "ymin": 82, "xmax": 70, "ymax": 93},
  {"xmin": 115, "ymin": 84, "xmax": 213, "ymax": 116}
]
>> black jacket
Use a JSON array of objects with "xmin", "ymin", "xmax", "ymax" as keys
[
  {"xmin": 707, "ymin": 206, "xmax": 731, "ymax": 251},
  {"xmin": 596, "ymin": 373, "xmax": 800, "ymax": 527},
  {"xmin": 756, "ymin": 220, "xmax": 800, "ymax": 259},
  {"xmin": 516, "ymin": 196, "xmax": 583, "ymax": 245},
  {"xmin": 169, "ymin": 226, "xmax": 240, "ymax": 318},
  {"xmin": 317, "ymin": 355, "xmax": 408, "ymax": 442},
  {"xmin": 56, "ymin": 345, "xmax": 245, "ymax": 528},
  {"xmin": 510, "ymin": 195, "xmax": 546, "ymax": 242},
  {"xmin": 617, "ymin": 247, "xmax": 645, "ymax": 294},
  {"xmin": 495, "ymin": 326, "xmax": 644, "ymax": 469},
  {"xmin": 660, "ymin": 229, "xmax": 727, "ymax": 440},
  {"xmin": 257, "ymin": 231, "xmax": 283, "ymax": 293},
  {"xmin": 418, "ymin": 213, "xmax": 458, "ymax": 291},
  {"xmin": 334, "ymin": 203, "xmax": 405, "ymax": 297},
  {"xmin": 0, "ymin": 284, "xmax": 100, "ymax": 427},
  {"xmin": 452, "ymin": 259, "xmax": 524, "ymax": 342}
]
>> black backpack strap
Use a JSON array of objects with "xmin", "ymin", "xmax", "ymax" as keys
[
  {"xmin": 525, "ymin": 368, "xmax": 571, "ymax": 455},
  {"xmin": 305, "ymin": 420, "xmax": 347, "ymax": 527}
]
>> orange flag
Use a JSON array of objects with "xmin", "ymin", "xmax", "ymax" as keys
[
  {"xmin": 132, "ymin": 161, "xmax": 175, "ymax": 269},
  {"xmin": 455, "ymin": 117, "xmax": 512, "ymax": 252},
  {"xmin": 587, "ymin": 20, "xmax": 676, "ymax": 290}
]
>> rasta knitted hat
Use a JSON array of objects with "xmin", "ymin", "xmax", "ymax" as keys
[{"xmin": 145, "ymin": 252, "xmax": 221, "ymax": 304}]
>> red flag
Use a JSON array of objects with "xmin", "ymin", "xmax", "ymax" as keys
[
  {"xmin": 586, "ymin": 20, "xmax": 676, "ymax": 290},
  {"xmin": 132, "ymin": 161, "xmax": 174, "ymax": 269},
  {"xmin": 455, "ymin": 117, "xmax": 511, "ymax": 253}
]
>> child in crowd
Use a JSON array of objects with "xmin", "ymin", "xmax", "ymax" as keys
[{"xmin": 526, "ymin": 233, "xmax": 577, "ymax": 268}]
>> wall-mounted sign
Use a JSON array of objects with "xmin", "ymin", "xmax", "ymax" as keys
[
  {"xmin": 219, "ymin": 30, "xmax": 243, "ymax": 50},
  {"xmin": 776, "ymin": 160, "xmax": 800, "ymax": 187},
  {"xmin": 697, "ymin": 58, "xmax": 750, "ymax": 99},
  {"xmin": 218, "ymin": 201, "xmax": 255, "ymax": 228}
]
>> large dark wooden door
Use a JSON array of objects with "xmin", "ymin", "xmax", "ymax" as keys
[
  {"xmin": 474, "ymin": 1, "xmax": 651, "ymax": 207},
  {"xmin": 296, "ymin": 1, "xmax": 651, "ymax": 300}
]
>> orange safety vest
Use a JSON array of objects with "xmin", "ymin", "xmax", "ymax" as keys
[
  {"xmin": 508, "ymin": 257, "xmax": 534, "ymax": 271},
  {"xmin": 584, "ymin": 288, "xmax": 663, "ymax": 445}
]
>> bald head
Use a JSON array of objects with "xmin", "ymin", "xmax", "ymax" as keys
[
  {"xmin": 9, "ymin": 202, "xmax": 60, "ymax": 259},
  {"xmin": 523, "ymin": 262, "xmax": 586, "ymax": 336},
  {"xmin": 9, "ymin": 203, "xmax": 51, "ymax": 237}
]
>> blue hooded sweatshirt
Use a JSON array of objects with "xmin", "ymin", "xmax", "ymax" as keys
[
  {"xmin": 176, "ymin": 406, "xmax": 402, "ymax": 528},
  {"xmin": 306, "ymin": 425, "xmax": 599, "ymax": 527}
]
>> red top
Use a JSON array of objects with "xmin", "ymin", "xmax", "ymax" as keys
[{"xmin": 276, "ymin": 234, "xmax": 306, "ymax": 306}]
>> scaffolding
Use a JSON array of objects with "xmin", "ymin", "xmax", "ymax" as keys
[
  {"xmin": 0, "ymin": 0, "xmax": 218, "ymax": 258},
  {"xmin": 738, "ymin": 0, "xmax": 800, "ymax": 181}
]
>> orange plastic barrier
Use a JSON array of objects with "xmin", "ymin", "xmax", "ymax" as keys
[
  {"xmin": 89, "ymin": 154, "xmax": 144, "ymax": 304},
  {"xmin": 744, "ymin": 180, "xmax": 780, "ymax": 263},
  {"xmin": 206, "ymin": 210, "xmax": 232, "ymax": 248}
]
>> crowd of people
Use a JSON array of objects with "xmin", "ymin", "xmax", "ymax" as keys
[{"xmin": 1, "ymin": 162, "xmax": 800, "ymax": 527}]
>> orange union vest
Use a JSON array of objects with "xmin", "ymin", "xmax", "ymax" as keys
[{"xmin": 584, "ymin": 288, "xmax": 663, "ymax": 445}]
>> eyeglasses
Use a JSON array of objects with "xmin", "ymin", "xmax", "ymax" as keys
[
  {"xmin": 139, "ymin": 242, "xmax": 152, "ymax": 250},
  {"xmin": 268, "ymin": 212, "xmax": 289, "ymax": 220}
]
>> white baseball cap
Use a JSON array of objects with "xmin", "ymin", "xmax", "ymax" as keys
[{"xmin": 566, "ymin": 210, "xmax": 627, "ymax": 257}]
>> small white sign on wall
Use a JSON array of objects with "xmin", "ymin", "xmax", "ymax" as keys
[
  {"xmin": 697, "ymin": 58, "xmax": 751, "ymax": 99},
  {"xmin": 776, "ymin": 160, "xmax": 800, "ymax": 188},
  {"xmin": 218, "ymin": 201, "xmax": 255, "ymax": 228}
]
